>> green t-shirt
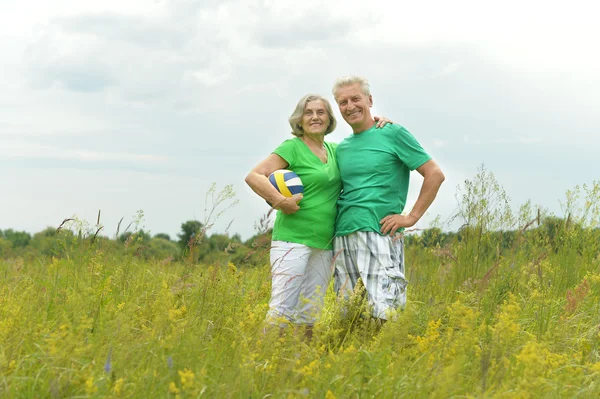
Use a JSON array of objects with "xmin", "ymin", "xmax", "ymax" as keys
[
  {"xmin": 335, "ymin": 124, "xmax": 431, "ymax": 237},
  {"xmin": 271, "ymin": 138, "xmax": 342, "ymax": 250}
]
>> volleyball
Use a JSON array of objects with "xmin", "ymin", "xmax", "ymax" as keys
[{"xmin": 267, "ymin": 169, "xmax": 303, "ymax": 205}]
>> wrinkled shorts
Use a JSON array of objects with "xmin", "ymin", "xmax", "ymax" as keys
[
  {"xmin": 267, "ymin": 241, "xmax": 334, "ymax": 326},
  {"xmin": 334, "ymin": 231, "xmax": 408, "ymax": 320}
]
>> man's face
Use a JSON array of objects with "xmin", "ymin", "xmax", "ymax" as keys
[{"xmin": 335, "ymin": 83, "xmax": 373, "ymax": 128}]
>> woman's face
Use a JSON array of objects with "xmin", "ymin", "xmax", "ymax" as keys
[{"xmin": 300, "ymin": 100, "xmax": 330, "ymax": 135}]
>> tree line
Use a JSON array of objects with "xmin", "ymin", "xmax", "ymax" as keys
[
  {"xmin": 2, "ymin": 166, "xmax": 598, "ymax": 269},
  {"xmin": 0, "ymin": 220, "xmax": 271, "ymax": 267},
  {"xmin": 1, "ymin": 214, "xmax": 596, "ymax": 268}
]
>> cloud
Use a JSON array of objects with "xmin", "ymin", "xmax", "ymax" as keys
[
  {"xmin": 3, "ymin": 0, "xmax": 599, "ymax": 241},
  {"xmin": 57, "ymin": 12, "xmax": 189, "ymax": 49},
  {"xmin": 251, "ymin": 9, "xmax": 354, "ymax": 49},
  {"xmin": 23, "ymin": 3, "xmax": 235, "ymax": 109},
  {"xmin": 20, "ymin": 1, "xmax": 375, "ymax": 112},
  {"xmin": 463, "ymin": 135, "xmax": 480, "ymax": 145},
  {"xmin": 461, "ymin": 136, "xmax": 543, "ymax": 145},
  {"xmin": 0, "ymin": 139, "xmax": 169, "ymax": 165},
  {"xmin": 0, "ymin": 127, "xmax": 82, "ymax": 137},
  {"xmin": 38, "ymin": 61, "xmax": 116, "ymax": 92},
  {"xmin": 438, "ymin": 61, "xmax": 463, "ymax": 77},
  {"xmin": 493, "ymin": 137, "xmax": 542, "ymax": 144}
]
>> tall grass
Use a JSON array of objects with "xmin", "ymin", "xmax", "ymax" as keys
[{"xmin": 1, "ymin": 170, "xmax": 600, "ymax": 398}]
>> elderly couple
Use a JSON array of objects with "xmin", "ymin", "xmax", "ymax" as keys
[{"xmin": 245, "ymin": 75, "xmax": 445, "ymax": 336}]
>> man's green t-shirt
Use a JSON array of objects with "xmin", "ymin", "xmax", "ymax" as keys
[
  {"xmin": 272, "ymin": 138, "xmax": 342, "ymax": 249},
  {"xmin": 335, "ymin": 124, "xmax": 431, "ymax": 237}
]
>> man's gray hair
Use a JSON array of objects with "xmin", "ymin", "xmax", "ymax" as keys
[
  {"xmin": 332, "ymin": 75, "xmax": 371, "ymax": 100},
  {"xmin": 288, "ymin": 94, "xmax": 337, "ymax": 137}
]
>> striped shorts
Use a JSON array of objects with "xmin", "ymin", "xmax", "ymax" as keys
[{"xmin": 333, "ymin": 231, "xmax": 408, "ymax": 320}]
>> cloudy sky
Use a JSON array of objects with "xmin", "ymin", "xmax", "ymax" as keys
[{"xmin": 1, "ymin": 0, "xmax": 599, "ymax": 241}]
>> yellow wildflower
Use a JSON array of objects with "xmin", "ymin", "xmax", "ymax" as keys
[
  {"xmin": 491, "ymin": 293, "xmax": 521, "ymax": 343},
  {"xmin": 298, "ymin": 360, "xmax": 319, "ymax": 376},
  {"xmin": 590, "ymin": 362, "xmax": 600, "ymax": 373},
  {"xmin": 168, "ymin": 305, "xmax": 188, "ymax": 322},
  {"xmin": 113, "ymin": 378, "xmax": 125, "ymax": 396},
  {"xmin": 415, "ymin": 319, "xmax": 442, "ymax": 353},
  {"xmin": 85, "ymin": 376, "xmax": 98, "ymax": 395},
  {"xmin": 169, "ymin": 381, "xmax": 180, "ymax": 394},
  {"xmin": 516, "ymin": 341, "xmax": 546, "ymax": 377},
  {"xmin": 546, "ymin": 352, "xmax": 568, "ymax": 369},
  {"xmin": 228, "ymin": 262, "xmax": 238, "ymax": 273},
  {"xmin": 178, "ymin": 368, "xmax": 195, "ymax": 389}
]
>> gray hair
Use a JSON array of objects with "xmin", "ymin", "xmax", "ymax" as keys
[
  {"xmin": 288, "ymin": 94, "xmax": 337, "ymax": 137},
  {"xmin": 332, "ymin": 75, "xmax": 371, "ymax": 101}
]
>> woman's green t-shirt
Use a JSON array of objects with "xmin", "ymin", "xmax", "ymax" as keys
[{"xmin": 271, "ymin": 138, "xmax": 341, "ymax": 250}]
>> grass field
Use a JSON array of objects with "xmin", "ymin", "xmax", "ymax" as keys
[{"xmin": 2, "ymin": 178, "xmax": 600, "ymax": 398}]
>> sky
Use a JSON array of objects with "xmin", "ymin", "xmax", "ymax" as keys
[{"xmin": 1, "ymin": 0, "xmax": 599, "ymax": 241}]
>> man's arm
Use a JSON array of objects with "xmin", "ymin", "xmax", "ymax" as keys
[{"xmin": 380, "ymin": 159, "xmax": 445, "ymax": 235}]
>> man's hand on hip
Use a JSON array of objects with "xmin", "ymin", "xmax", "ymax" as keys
[{"xmin": 380, "ymin": 214, "xmax": 418, "ymax": 235}]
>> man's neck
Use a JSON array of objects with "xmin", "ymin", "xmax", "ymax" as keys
[{"xmin": 352, "ymin": 118, "xmax": 376, "ymax": 134}]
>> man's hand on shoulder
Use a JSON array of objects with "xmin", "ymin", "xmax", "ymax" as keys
[{"xmin": 380, "ymin": 213, "xmax": 418, "ymax": 235}]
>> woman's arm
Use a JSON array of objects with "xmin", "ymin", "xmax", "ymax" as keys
[{"xmin": 245, "ymin": 154, "xmax": 302, "ymax": 214}]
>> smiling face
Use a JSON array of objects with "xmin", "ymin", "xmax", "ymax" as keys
[
  {"xmin": 334, "ymin": 83, "xmax": 374, "ymax": 132},
  {"xmin": 300, "ymin": 100, "xmax": 330, "ymax": 136}
]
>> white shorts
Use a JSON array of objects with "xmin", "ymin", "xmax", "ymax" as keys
[
  {"xmin": 267, "ymin": 241, "xmax": 334, "ymax": 325},
  {"xmin": 334, "ymin": 231, "xmax": 407, "ymax": 320}
]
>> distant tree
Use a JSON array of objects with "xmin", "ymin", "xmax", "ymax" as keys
[
  {"xmin": 230, "ymin": 233, "xmax": 242, "ymax": 243},
  {"xmin": 207, "ymin": 234, "xmax": 231, "ymax": 252},
  {"xmin": 497, "ymin": 230, "xmax": 517, "ymax": 252},
  {"xmin": 154, "ymin": 233, "xmax": 171, "ymax": 241},
  {"xmin": 421, "ymin": 227, "xmax": 443, "ymax": 248},
  {"xmin": 119, "ymin": 229, "xmax": 151, "ymax": 243},
  {"xmin": 30, "ymin": 228, "xmax": 62, "ymax": 256},
  {"xmin": 0, "ymin": 237, "xmax": 12, "ymax": 256},
  {"xmin": 118, "ymin": 231, "xmax": 133, "ymax": 243},
  {"xmin": 2, "ymin": 229, "xmax": 32, "ymax": 247},
  {"xmin": 137, "ymin": 230, "xmax": 152, "ymax": 242},
  {"xmin": 237, "ymin": 229, "xmax": 272, "ymax": 267},
  {"xmin": 144, "ymin": 237, "xmax": 181, "ymax": 261},
  {"xmin": 540, "ymin": 216, "xmax": 566, "ymax": 244},
  {"xmin": 243, "ymin": 229, "xmax": 272, "ymax": 248},
  {"xmin": 177, "ymin": 220, "xmax": 204, "ymax": 249},
  {"xmin": 38, "ymin": 227, "xmax": 58, "ymax": 237}
]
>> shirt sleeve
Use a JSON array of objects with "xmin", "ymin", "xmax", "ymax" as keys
[
  {"xmin": 393, "ymin": 125, "xmax": 432, "ymax": 171},
  {"xmin": 272, "ymin": 138, "xmax": 297, "ymax": 169}
]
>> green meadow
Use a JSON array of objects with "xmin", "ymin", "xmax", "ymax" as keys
[{"xmin": 2, "ymin": 168, "xmax": 600, "ymax": 398}]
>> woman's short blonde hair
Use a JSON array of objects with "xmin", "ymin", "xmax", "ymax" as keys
[{"xmin": 288, "ymin": 94, "xmax": 337, "ymax": 137}]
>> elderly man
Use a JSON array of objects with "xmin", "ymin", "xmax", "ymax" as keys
[{"xmin": 332, "ymin": 75, "xmax": 445, "ymax": 321}]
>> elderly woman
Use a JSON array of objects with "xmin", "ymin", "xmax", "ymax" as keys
[{"xmin": 245, "ymin": 94, "xmax": 389, "ymax": 336}]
